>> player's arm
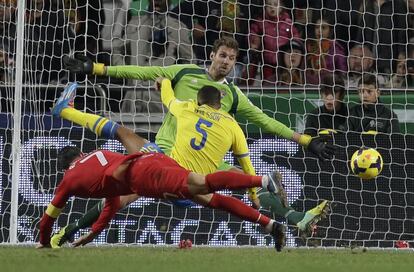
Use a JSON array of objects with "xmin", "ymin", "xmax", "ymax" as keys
[
  {"xmin": 157, "ymin": 78, "xmax": 188, "ymax": 116},
  {"xmin": 234, "ymin": 85, "xmax": 295, "ymax": 139},
  {"xmin": 231, "ymin": 123, "xmax": 259, "ymax": 204},
  {"xmin": 72, "ymin": 196, "xmax": 121, "ymax": 247},
  {"xmin": 62, "ymin": 55, "xmax": 198, "ymax": 80},
  {"xmin": 234, "ymin": 86, "xmax": 335, "ymax": 160},
  {"xmin": 38, "ymin": 182, "xmax": 70, "ymax": 247}
]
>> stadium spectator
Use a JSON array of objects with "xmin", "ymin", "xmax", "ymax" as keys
[
  {"xmin": 387, "ymin": 53, "xmax": 414, "ymax": 89},
  {"xmin": 408, "ymin": 0, "xmax": 414, "ymax": 41},
  {"xmin": 99, "ymin": 0, "xmax": 129, "ymax": 65},
  {"xmin": 294, "ymin": 0, "xmax": 361, "ymax": 47},
  {"xmin": 351, "ymin": 0, "xmax": 407, "ymax": 74},
  {"xmin": 275, "ymin": 39, "xmax": 305, "ymax": 86},
  {"xmin": 305, "ymin": 14, "xmax": 347, "ymax": 85},
  {"xmin": 25, "ymin": 0, "xmax": 72, "ymax": 84},
  {"xmin": 0, "ymin": 0, "xmax": 16, "ymax": 83},
  {"xmin": 170, "ymin": 0, "xmax": 251, "ymax": 79},
  {"xmin": 346, "ymin": 44, "xmax": 389, "ymax": 89},
  {"xmin": 347, "ymin": 74, "xmax": 400, "ymax": 134},
  {"xmin": 304, "ymin": 73, "xmax": 348, "ymax": 136},
  {"xmin": 69, "ymin": 0, "xmax": 104, "ymax": 62},
  {"xmin": 129, "ymin": 0, "xmax": 184, "ymax": 16},
  {"xmin": 112, "ymin": 0, "xmax": 193, "ymax": 67},
  {"xmin": 241, "ymin": 0, "xmax": 300, "ymax": 86}
]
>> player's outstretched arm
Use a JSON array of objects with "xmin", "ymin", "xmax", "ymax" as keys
[{"xmin": 63, "ymin": 56, "xmax": 106, "ymax": 76}]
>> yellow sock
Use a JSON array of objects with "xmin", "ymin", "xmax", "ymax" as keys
[{"xmin": 60, "ymin": 108, "xmax": 118, "ymax": 138}]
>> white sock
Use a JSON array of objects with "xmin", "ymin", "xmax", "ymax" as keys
[
  {"xmin": 261, "ymin": 174, "xmax": 279, "ymax": 193},
  {"xmin": 264, "ymin": 219, "xmax": 275, "ymax": 233},
  {"xmin": 261, "ymin": 175, "xmax": 269, "ymax": 188}
]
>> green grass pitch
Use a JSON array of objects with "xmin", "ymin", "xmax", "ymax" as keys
[{"xmin": 1, "ymin": 247, "xmax": 413, "ymax": 272}]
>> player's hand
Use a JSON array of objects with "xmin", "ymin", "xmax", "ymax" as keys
[
  {"xmin": 154, "ymin": 77, "xmax": 165, "ymax": 91},
  {"xmin": 63, "ymin": 55, "xmax": 94, "ymax": 75},
  {"xmin": 250, "ymin": 196, "xmax": 261, "ymax": 210},
  {"xmin": 36, "ymin": 243, "xmax": 51, "ymax": 249},
  {"xmin": 307, "ymin": 135, "xmax": 336, "ymax": 161},
  {"xmin": 72, "ymin": 231, "xmax": 98, "ymax": 247}
]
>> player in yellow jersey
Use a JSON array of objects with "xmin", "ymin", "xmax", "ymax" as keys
[
  {"xmin": 160, "ymin": 78, "xmax": 254, "ymax": 176},
  {"xmin": 157, "ymin": 78, "xmax": 266, "ymax": 207}
]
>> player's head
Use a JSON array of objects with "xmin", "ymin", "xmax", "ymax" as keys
[
  {"xmin": 358, "ymin": 73, "xmax": 380, "ymax": 106},
  {"xmin": 348, "ymin": 44, "xmax": 374, "ymax": 73},
  {"xmin": 197, "ymin": 86, "xmax": 221, "ymax": 109},
  {"xmin": 58, "ymin": 146, "xmax": 82, "ymax": 170},
  {"xmin": 209, "ymin": 37, "xmax": 239, "ymax": 80},
  {"xmin": 320, "ymin": 73, "xmax": 345, "ymax": 112}
]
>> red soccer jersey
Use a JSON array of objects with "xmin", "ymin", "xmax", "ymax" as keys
[{"xmin": 39, "ymin": 150, "xmax": 144, "ymax": 245}]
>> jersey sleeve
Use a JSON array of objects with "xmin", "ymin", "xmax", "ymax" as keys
[
  {"xmin": 106, "ymin": 64, "xmax": 199, "ymax": 81},
  {"xmin": 231, "ymin": 123, "xmax": 258, "ymax": 200},
  {"xmin": 160, "ymin": 78, "xmax": 191, "ymax": 116},
  {"xmin": 39, "ymin": 179, "xmax": 71, "ymax": 245},
  {"xmin": 91, "ymin": 197, "xmax": 121, "ymax": 234},
  {"xmin": 234, "ymin": 85, "xmax": 295, "ymax": 140}
]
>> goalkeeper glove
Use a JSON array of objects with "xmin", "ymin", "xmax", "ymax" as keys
[
  {"xmin": 299, "ymin": 134, "xmax": 336, "ymax": 161},
  {"xmin": 63, "ymin": 55, "xmax": 106, "ymax": 76}
]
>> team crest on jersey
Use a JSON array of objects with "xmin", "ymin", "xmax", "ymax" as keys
[{"xmin": 220, "ymin": 90, "xmax": 227, "ymax": 98}]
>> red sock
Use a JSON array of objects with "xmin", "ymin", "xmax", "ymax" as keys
[
  {"xmin": 204, "ymin": 171, "xmax": 262, "ymax": 192},
  {"xmin": 207, "ymin": 193, "xmax": 271, "ymax": 227}
]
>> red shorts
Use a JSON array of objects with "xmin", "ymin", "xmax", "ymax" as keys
[{"xmin": 125, "ymin": 153, "xmax": 192, "ymax": 199}]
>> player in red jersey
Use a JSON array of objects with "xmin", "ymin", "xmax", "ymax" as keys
[{"xmin": 38, "ymin": 147, "xmax": 286, "ymax": 251}]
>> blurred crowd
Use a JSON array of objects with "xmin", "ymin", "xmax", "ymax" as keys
[{"xmin": 1, "ymin": 0, "xmax": 414, "ymax": 89}]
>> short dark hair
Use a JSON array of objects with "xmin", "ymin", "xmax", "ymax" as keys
[
  {"xmin": 197, "ymin": 86, "xmax": 221, "ymax": 108},
  {"xmin": 320, "ymin": 73, "xmax": 346, "ymax": 99},
  {"xmin": 358, "ymin": 73, "xmax": 379, "ymax": 89},
  {"xmin": 58, "ymin": 146, "xmax": 82, "ymax": 170},
  {"xmin": 211, "ymin": 36, "xmax": 239, "ymax": 56}
]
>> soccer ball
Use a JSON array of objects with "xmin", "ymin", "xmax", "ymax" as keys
[{"xmin": 350, "ymin": 147, "xmax": 383, "ymax": 180}]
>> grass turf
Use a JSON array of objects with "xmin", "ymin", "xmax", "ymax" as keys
[{"xmin": 1, "ymin": 247, "xmax": 413, "ymax": 272}]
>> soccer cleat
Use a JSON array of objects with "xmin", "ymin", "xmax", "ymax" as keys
[
  {"xmin": 270, "ymin": 222, "xmax": 286, "ymax": 252},
  {"xmin": 50, "ymin": 226, "xmax": 72, "ymax": 248},
  {"xmin": 265, "ymin": 171, "xmax": 288, "ymax": 207},
  {"xmin": 296, "ymin": 200, "xmax": 330, "ymax": 236},
  {"xmin": 51, "ymin": 82, "xmax": 78, "ymax": 117}
]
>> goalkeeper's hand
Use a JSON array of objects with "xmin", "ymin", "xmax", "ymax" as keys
[
  {"xmin": 63, "ymin": 55, "xmax": 106, "ymax": 76},
  {"xmin": 299, "ymin": 134, "xmax": 336, "ymax": 161}
]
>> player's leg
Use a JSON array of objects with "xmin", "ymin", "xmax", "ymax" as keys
[
  {"xmin": 50, "ymin": 194, "xmax": 140, "ymax": 248},
  {"xmin": 192, "ymin": 193, "xmax": 285, "ymax": 252},
  {"xmin": 52, "ymin": 82, "xmax": 150, "ymax": 154},
  {"xmin": 219, "ymin": 161, "xmax": 330, "ymax": 235},
  {"xmin": 186, "ymin": 171, "xmax": 283, "ymax": 196}
]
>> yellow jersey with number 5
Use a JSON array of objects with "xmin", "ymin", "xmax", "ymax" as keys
[{"xmin": 160, "ymin": 80, "xmax": 251, "ymax": 175}]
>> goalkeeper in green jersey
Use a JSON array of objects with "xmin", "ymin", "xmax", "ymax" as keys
[{"xmin": 54, "ymin": 36, "xmax": 334, "ymax": 246}]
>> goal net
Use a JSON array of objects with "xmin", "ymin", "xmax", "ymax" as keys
[{"xmin": 1, "ymin": 0, "xmax": 413, "ymax": 248}]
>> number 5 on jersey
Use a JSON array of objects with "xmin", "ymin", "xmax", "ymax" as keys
[{"xmin": 190, "ymin": 118, "xmax": 212, "ymax": 150}]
